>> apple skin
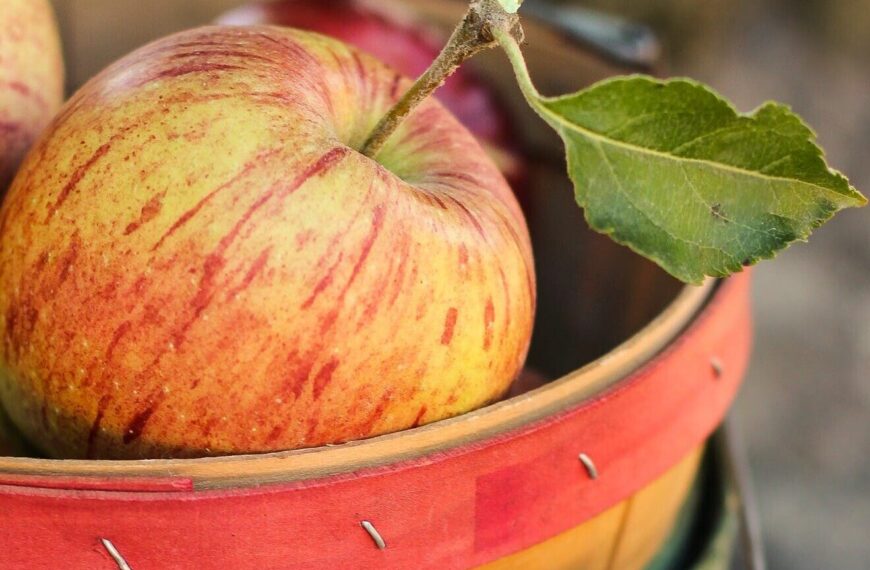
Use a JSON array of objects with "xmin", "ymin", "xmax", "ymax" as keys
[
  {"xmin": 0, "ymin": 0, "xmax": 64, "ymax": 193},
  {"xmin": 0, "ymin": 26, "xmax": 535, "ymax": 459},
  {"xmin": 216, "ymin": 0, "xmax": 526, "ymax": 185}
]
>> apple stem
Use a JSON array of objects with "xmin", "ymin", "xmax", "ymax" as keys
[{"xmin": 360, "ymin": 0, "xmax": 523, "ymax": 159}]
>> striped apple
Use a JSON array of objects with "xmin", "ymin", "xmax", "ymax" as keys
[
  {"xmin": 216, "ymin": 0, "xmax": 527, "ymax": 190},
  {"xmin": 0, "ymin": 26, "xmax": 535, "ymax": 459},
  {"xmin": 0, "ymin": 0, "xmax": 64, "ymax": 193}
]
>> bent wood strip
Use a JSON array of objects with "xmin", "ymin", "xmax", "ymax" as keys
[
  {"xmin": 479, "ymin": 446, "xmax": 703, "ymax": 570},
  {"xmin": 0, "ymin": 274, "xmax": 750, "ymax": 569},
  {"xmin": 0, "ymin": 279, "xmax": 713, "ymax": 486}
]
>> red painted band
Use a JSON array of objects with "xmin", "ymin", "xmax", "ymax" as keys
[{"xmin": 0, "ymin": 274, "xmax": 751, "ymax": 569}]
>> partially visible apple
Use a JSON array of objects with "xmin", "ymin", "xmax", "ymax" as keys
[
  {"xmin": 216, "ymin": 0, "xmax": 526, "ymax": 187},
  {"xmin": 0, "ymin": 25, "xmax": 535, "ymax": 459},
  {"xmin": 0, "ymin": 0, "xmax": 64, "ymax": 193},
  {"xmin": 507, "ymin": 367, "xmax": 549, "ymax": 398}
]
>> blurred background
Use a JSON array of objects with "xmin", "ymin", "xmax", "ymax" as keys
[
  {"xmin": 49, "ymin": 0, "xmax": 869, "ymax": 567},
  {"xmin": 605, "ymin": 1, "xmax": 870, "ymax": 568}
]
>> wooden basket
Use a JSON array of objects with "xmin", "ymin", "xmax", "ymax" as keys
[{"xmin": 0, "ymin": 2, "xmax": 752, "ymax": 568}]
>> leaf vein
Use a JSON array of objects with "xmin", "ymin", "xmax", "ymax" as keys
[
  {"xmin": 594, "ymin": 139, "xmax": 728, "ymax": 257},
  {"xmin": 678, "ymin": 163, "xmax": 780, "ymax": 240},
  {"xmin": 542, "ymin": 105, "xmax": 858, "ymax": 203}
]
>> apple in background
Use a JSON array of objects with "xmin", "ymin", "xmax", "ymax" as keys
[
  {"xmin": 216, "ymin": 0, "xmax": 527, "ymax": 189},
  {"xmin": 507, "ymin": 367, "xmax": 549, "ymax": 398},
  {"xmin": 0, "ymin": 0, "xmax": 64, "ymax": 193},
  {"xmin": 0, "ymin": 25, "xmax": 535, "ymax": 459}
]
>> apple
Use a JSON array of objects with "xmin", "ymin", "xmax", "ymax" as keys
[
  {"xmin": 0, "ymin": 0, "xmax": 64, "ymax": 193},
  {"xmin": 0, "ymin": 25, "xmax": 535, "ymax": 459},
  {"xmin": 216, "ymin": 0, "xmax": 526, "ymax": 187},
  {"xmin": 507, "ymin": 367, "xmax": 549, "ymax": 398}
]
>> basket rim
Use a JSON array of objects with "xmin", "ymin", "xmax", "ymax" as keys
[{"xmin": 0, "ymin": 278, "xmax": 715, "ymax": 486}]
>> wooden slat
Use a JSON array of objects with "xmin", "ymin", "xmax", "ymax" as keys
[
  {"xmin": 480, "ymin": 447, "xmax": 703, "ymax": 570},
  {"xmin": 608, "ymin": 447, "xmax": 704, "ymax": 569},
  {"xmin": 0, "ymin": 274, "xmax": 751, "ymax": 569}
]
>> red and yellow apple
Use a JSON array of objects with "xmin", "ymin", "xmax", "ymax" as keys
[
  {"xmin": 0, "ymin": 0, "xmax": 64, "ymax": 193},
  {"xmin": 0, "ymin": 26, "xmax": 535, "ymax": 459},
  {"xmin": 216, "ymin": 0, "xmax": 526, "ymax": 187}
]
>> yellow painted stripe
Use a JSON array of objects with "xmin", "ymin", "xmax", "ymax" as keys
[{"xmin": 480, "ymin": 446, "xmax": 704, "ymax": 570}]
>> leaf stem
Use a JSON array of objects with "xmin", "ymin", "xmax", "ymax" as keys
[
  {"xmin": 360, "ymin": 0, "xmax": 523, "ymax": 159},
  {"xmin": 492, "ymin": 27, "xmax": 543, "ymax": 105}
]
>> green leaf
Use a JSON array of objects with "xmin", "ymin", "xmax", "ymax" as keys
[
  {"xmin": 496, "ymin": 0, "xmax": 522, "ymax": 14},
  {"xmin": 494, "ymin": 30, "xmax": 866, "ymax": 284}
]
